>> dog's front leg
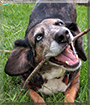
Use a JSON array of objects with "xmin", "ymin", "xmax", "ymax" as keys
[
  {"xmin": 29, "ymin": 89, "xmax": 45, "ymax": 103},
  {"xmin": 64, "ymin": 70, "xmax": 80, "ymax": 103}
]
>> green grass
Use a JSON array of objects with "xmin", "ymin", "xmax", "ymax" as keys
[{"xmin": 1, "ymin": 3, "xmax": 88, "ymax": 103}]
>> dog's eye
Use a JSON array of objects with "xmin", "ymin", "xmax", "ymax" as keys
[
  {"xmin": 35, "ymin": 34, "xmax": 43, "ymax": 42},
  {"xmin": 55, "ymin": 22, "xmax": 63, "ymax": 26}
]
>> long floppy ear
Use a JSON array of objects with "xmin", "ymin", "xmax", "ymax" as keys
[
  {"xmin": 5, "ymin": 39, "xmax": 35, "ymax": 76},
  {"xmin": 75, "ymin": 37, "xmax": 87, "ymax": 61},
  {"xmin": 65, "ymin": 22, "xmax": 87, "ymax": 61}
]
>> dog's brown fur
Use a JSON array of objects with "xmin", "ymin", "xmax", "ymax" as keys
[{"xmin": 64, "ymin": 70, "xmax": 80, "ymax": 102}]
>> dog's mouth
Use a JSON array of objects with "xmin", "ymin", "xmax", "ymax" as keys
[{"xmin": 49, "ymin": 44, "xmax": 81, "ymax": 70}]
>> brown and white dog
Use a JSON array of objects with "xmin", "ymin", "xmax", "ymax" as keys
[{"xmin": 5, "ymin": 1, "xmax": 87, "ymax": 103}]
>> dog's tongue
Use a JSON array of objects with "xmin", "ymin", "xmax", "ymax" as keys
[{"xmin": 55, "ymin": 45, "xmax": 78, "ymax": 65}]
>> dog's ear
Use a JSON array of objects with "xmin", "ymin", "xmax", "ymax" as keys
[
  {"xmin": 65, "ymin": 22, "xmax": 80, "ymax": 33},
  {"xmin": 65, "ymin": 22, "xmax": 87, "ymax": 61},
  {"xmin": 5, "ymin": 39, "xmax": 35, "ymax": 76},
  {"xmin": 75, "ymin": 37, "xmax": 87, "ymax": 61}
]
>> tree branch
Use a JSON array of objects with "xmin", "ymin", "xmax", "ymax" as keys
[
  {"xmin": 73, "ymin": 27, "xmax": 90, "ymax": 41},
  {"xmin": 0, "ymin": 50, "xmax": 10, "ymax": 53}
]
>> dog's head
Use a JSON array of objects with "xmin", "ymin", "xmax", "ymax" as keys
[{"xmin": 5, "ymin": 18, "xmax": 87, "ymax": 76}]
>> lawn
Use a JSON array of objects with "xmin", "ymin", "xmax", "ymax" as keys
[{"xmin": 1, "ymin": 3, "xmax": 88, "ymax": 104}]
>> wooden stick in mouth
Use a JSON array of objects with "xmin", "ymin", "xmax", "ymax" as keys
[
  {"xmin": 73, "ymin": 27, "xmax": 90, "ymax": 41},
  {"xmin": 70, "ymin": 27, "xmax": 90, "ymax": 58}
]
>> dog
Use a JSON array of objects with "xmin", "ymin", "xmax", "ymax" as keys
[{"xmin": 5, "ymin": 1, "xmax": 87, "ymax": 103}]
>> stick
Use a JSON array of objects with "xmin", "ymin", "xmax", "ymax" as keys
[
  {"xmin": 3, "ymin": 24, "xmax": 20, "ymax": 30},
  {"xmin": 11, "ymin": 24, "xmax": 20, "ymax": 30},
  {"xmin": 15, "ymin": 57, "xmax": 48, "ymax": 101},
  {"xmin": 23, "ymin": 57, "xmax": 48, "ymax": 89},
  {"xmin": 0, "ymin": 49, "xmax": 10, "ymax": 53},
  {"xmin": 73, "ymin": 27, "xmax": 90, "ymax": 41}
]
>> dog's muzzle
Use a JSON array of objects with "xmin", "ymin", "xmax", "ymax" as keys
[{"xmin": 49, "ymin": 27, "xmax": 81, "ymax": 71}]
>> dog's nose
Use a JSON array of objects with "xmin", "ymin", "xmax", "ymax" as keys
[{"xmin": 55, "ymin": 28, "xmax": 70, "ymax": 43}]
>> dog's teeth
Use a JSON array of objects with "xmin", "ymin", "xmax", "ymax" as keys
[
  {"xmin": 70, "ymin": 49, "xmax": 72, "ymax": 52},
  {"xmin": 65, "ymin": 61, "xmax": 69, "ymax": 65},
  {"xmin": 76, "ymin": 55, "xmax": 78, "ymax": 59},
  {"xmin": 70, "ymin": 41, "xmax": 73, "ymax": 44}
]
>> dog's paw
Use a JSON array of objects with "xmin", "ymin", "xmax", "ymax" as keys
[{"xmin": 64, "ymin": 94, "xmax": 75, "ymax": 105}]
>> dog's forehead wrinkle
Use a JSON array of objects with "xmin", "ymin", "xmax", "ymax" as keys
[
  {"xmin": 33, "ymin": 27, "xmax": 43, "ymax": 37},
  {"xmin": 50, "ymin": 28, "xmax": 60, "ymax": 34},
  {"xmin": 42, "ymin": 18, "xmax": 62, "ymax": 23},
  {"xmin": 40, "ymin": 18, "xmax": 63, "ymax": 28}
]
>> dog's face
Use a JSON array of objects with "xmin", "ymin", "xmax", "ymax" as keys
[
  {"xmin": 5, "ymin": 18, "xmax": 87, "ymax": 76},
  {"xmin": 27, "ymin": 18, "xmax": 80, "ymax": 71}
]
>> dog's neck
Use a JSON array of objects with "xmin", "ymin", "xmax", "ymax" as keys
[
  {"xmin": 39, "ymin": 61, "xmax": 66, "ymax": 80},
  {"xmin": 39, "ymin": 60, "xmax": 80, "ymax": 84}
]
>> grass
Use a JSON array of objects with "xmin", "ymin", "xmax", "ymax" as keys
[{"xmin": 1, "ymin": 3, "xmax": 88, "ymax": 104}]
